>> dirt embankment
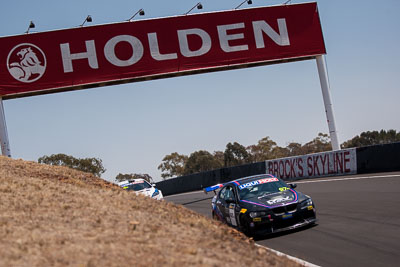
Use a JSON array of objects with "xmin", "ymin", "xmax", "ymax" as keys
[{"xmin": 0, "ymin": 156, "xmax": 302, "ymax": 266}]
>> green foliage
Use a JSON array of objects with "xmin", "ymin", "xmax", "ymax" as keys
[
  {"xmin": 159, "ymin": 129, "xmax": 398, "ymax": 178},
  {"xmin": 158, "ymin": 152, "xmax": 188, "ymax": 180},
  {"xmin": 286, "ymin": 142, "xmax": 303, "ymax": 157},
  {"xmin": 271, "ymin": 146, "xmax": 289, "ymax": 159},
  {"xmin": 342, "ymin": 129, "xmax": 400, "ymax": 148},
  {"xmin": 184, "ymin": 150, "xmax": 222, "ymax": 175},
  {"xmin": 224, "ymin": 142, "xmax": 251, "ymax": 167},
  {"xmin": 247, "ymin": 136, "xmax": 279, "ymax": 161},
  {"xmin": 246, "ymin": 134, "xmax": 331, "ymax": 162},
  {"xmin": 212, "ymin": 151, "xmax": 225, "ymax": 169},
  {"xmin": 38, "ymin": 153, "xmax": 106, "ymax": 177},
  {"xmin": 115, "ymin": 173, "xmax": 153, "ymax": 183},
  {"xmin": 301, "ymin": 133, "xmax": 332, "ymax": 154}
]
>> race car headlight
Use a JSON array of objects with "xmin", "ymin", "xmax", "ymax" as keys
[
  {"xmin": 301, "ymin": 198, "xmax": 313, "ymax": 207},
  {"xmin": 249, "ymin": 211, "xmax": 267, "ymax": 218},
  {"xmin": 152, "ymin": 189, "xmax": 160, "ymax": 197}
]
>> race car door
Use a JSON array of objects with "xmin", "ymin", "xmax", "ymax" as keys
[{"xmin": 217, "ymin": 185, "xmax": 239, "ymax": 227}]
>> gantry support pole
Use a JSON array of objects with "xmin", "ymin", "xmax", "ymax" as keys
[
  {"xmin": 0, "ymin": 97, "xmax": 11, "ymax": 157},
  {"xmin": 316, "ymin": 55, "xmax": 340, "ymax": 150}
]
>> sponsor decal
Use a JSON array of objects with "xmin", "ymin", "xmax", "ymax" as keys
[
  {"xmin": 241, "ymin": 189, "xmax": 298, "ymax": 208},
  {"xmin": 7, "ymin": 43, "xmax": 46, "ymax": 83},
  {"xmin": 282, "ymin": 214, "xmax": 293, "ymax": 220},
  {"xmin": 266, "ymin": 196, "xmax": 291, "ymax": 205},
  {"xmin": 238, "ymin": 177, "xmax": 279, "ymax": 190},
  {"xmin": 240, "ymin": 208, "xmax": 247, "ymax": 214},
  {"xmin": 266, "ymin": 149, "xmax": 357, "ymax": 179},
  {"xmin": 229, "ymin": 204, "xmax": 237, "ymax": 226}
]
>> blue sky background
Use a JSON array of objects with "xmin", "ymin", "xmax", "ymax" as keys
[{"xmin": 1, "ymin": 0, "xmax": 399, "ymax": 182}]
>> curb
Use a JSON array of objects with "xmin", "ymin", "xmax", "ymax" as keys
[{"xmin": 255, "ymin": 244, "xmax": 320, "ymax": 267}]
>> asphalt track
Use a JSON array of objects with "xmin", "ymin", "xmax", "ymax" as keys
[{"xmin": 165, "ymin": 172, "xmax": 400, "ymax": 267}]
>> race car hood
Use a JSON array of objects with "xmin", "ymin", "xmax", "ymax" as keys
[
  {"xmin": 240, "ymin": 189, "xmax": 304, "ymax": 209},
  {"xmin": 136, "ymin": 188, "xmax": 155, "ymax": 197}
]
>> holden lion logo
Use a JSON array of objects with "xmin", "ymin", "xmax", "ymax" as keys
[{"xmin": 7, "ymin": 43, "xmax": 46, "ymax": 83}]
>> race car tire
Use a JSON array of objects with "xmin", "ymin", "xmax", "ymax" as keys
[
  {"xmin": 239, "ymin": 215, "xmax": 253, "ymax": 237},
  {"xmin": 212, "ymin": 211, "xmax": 218, "ymax": 221}
]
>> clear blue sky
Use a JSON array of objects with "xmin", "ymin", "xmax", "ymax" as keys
[{"xmin": 1, "ymin": 0, "xmax": 399, "ymax": 182}]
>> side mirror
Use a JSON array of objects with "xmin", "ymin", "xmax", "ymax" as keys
[{"xmin": 289, "ymin": 183, "xmax": 297, "ymax": 189}]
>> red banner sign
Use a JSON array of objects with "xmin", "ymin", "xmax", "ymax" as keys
[{"xmin": 0, "ymin": 3, "xmax": 325, "ymax": 99}]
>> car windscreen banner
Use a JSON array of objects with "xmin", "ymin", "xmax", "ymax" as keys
[
  {"xmin": 266, "ymin": 148, "xmax": 357, "ymax": 180},
  {"xmin": 0, "ymin": 2, "xmax": 325, "ymax": 99}
]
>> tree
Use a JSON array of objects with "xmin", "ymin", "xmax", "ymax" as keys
[
  {"xmin": 184, "ymin": 150, "xmax": 221, "ymax": 175},
  {"xmin": 38, "ymin": 153, "xmax": 106, "ymax": 177},
  {"xmin": 342, "ymin": 129, "xmax": 400, "ymax": 148},
  {"xmin": 158, "ymin": 152, "xmax": 188, "ymax": 180},
  {"xmin": 270, "ymin": 146, "xmax": 289, "ymax": 159},
  {"xmin": 301, "ymin": 133, "xmax": 332, "ymax": 154},
  {"xmin": 115, "ymin": 173, "xmax": 153, "ymax": 183},
  {"xmin": 224, "ymin": 142, "xmax": 251, "ymax": 167},
  {"xmin": 247, "ymin": 136, "xmax": 279, "ymax": 162},
  {"xmin": 285, "ymin": 142, "xmax": 304, "ymax": 157},
  {"xmin": 212, "ymin": 151, "xmax": 225, "ymax": 169}
]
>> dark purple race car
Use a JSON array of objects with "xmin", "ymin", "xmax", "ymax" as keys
[{"xmin": 204, "ymin": 174, "xmax": 317, "ymax": 236}]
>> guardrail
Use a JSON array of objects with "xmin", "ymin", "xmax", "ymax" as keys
[{"xmin": 156, "ymin": 142, "xmax": 400, "ymax": 196}]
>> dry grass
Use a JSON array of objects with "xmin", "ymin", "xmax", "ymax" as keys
[{"xmin": 0, "ymin": 156, "xmax": 302, "ymax": 266}]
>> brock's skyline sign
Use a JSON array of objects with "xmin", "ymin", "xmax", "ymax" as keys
[{"xmin": 0, "ymin": 2, "xmax": 325, "ymax": 99}]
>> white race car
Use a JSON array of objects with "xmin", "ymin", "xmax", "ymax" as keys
[{"xmin": 118, "ymin": 179, "xmax": 163, "ymax": 200}]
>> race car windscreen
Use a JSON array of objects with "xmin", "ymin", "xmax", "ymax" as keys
[
  {"xmin": 124, "ymin": 181, "xmax": 152, "ymax": 191},
  {"xmin": 238, "ymin": 179, "xmax": 289, "ymax": 200}
]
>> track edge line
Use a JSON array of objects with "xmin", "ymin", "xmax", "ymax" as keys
[{"xmin": 255, "ymin": 243, "xmax": 320, "ymax": 267}]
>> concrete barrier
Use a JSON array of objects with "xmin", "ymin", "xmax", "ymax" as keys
[
  {"xmin": 265, "ymin": 148, "xmax": 357, "ymax": 181},
  {"xmin": 156, "ymin": 162, "xmax": 265, "ymax": 196},
  {"xmin": 156, "ymin": 142, "xmax": 400, "ymax": 196},
  {"xmin": 356, "ymin": 142, "xmax": 400, "ymax": 174}
]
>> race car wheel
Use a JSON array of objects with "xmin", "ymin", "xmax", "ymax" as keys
[
  {"xmin": 212, "ymin": 211, "xmax": 218, "ymax": 221},
  {"xmin": 239, "ymin": 215, "xmax": 252, "ymax": 236}
]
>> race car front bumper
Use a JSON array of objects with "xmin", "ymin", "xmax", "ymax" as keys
[{"xmin": 247, "ymin": 206, "xmax": 316, "ymax": 235}]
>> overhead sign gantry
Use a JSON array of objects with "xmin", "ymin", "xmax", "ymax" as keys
[{"xmin": 0, "ymin": 2, "xmax": 340, "ymax": 156}]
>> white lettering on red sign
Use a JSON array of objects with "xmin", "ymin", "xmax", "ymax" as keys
[
  {"xmin": 266, "ymin": 149, "xmax": 357, "ymax": 179},
  {"xmin": 252, "ymin": 18, "xmax": 290, "ymax": 48},
  {"xmin": 59, "ymin": 19, "xmax": 289, "ymax": 73},
  {"xmin": 1, "ymin": 3, "xmax": 326, "ymax": 98},
  {"xmin": 104, "ymin": 35, "xmax": 144, "ymax": 67},
  {"xmin": 148, "ymin": 33, "xmax": 178, "ymax": 61},
  {"xmin": 217, "ymin": 23, "xmax": 248, "ymax": 53},
  {"xmin": 177, "ymin": 28, "xmax": 212, "ymax": 58},
  {"xmin": 60, "ymin": 40, "xmax": 98, "ymax": 73}
]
